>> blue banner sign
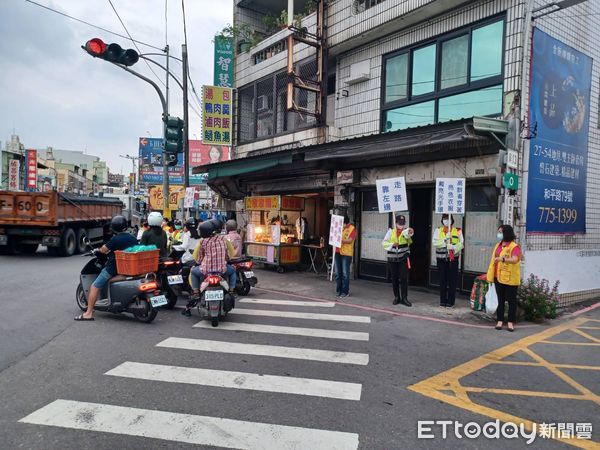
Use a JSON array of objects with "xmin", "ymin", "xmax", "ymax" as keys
[
  {"xmin": 138, "ymin": 137, "xmax": 184, "ymax": 184},
  {"xmin": 526, "ymin": 29, "xmax": 592, "ymax": 234}
]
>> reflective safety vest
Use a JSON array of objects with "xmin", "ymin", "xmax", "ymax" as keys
[
  {"xmin": 486, "ymin": 241, "xmax": 521, "ymax": 286},
  {"xmin": 382, "ymin": 228, "xmax": 412, "ymax": 260},
  {"xmin": 434, "ymin": 227, "xmax": 463, "ymax": 259},
  {"xmin": 340, "ymin": 224, "xmax": 356, "ymax": 257}
]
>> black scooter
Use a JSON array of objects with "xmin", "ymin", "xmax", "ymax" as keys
[{"xmin": 75, "ymin": 242, "xmax": 166, "ymax": 323}]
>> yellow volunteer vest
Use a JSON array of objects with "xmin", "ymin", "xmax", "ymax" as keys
[
  {"xmin": 340, "ymin": 224, "xmax": 356, "ymax": 257},
  {"xmin": 486, "ymin": 241, "xmax": 521, "ymax": 286}
]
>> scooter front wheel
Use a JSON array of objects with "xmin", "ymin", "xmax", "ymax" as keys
[
  {"xmin": 211, "ymin": 317, "xmax": 219, "ymax": 327},
  {"xmin": 76, "ymin": 283, "xmax": 87, "ymax": 312}
]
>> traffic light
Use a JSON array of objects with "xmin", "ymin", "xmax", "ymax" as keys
[
  {"xmin": 164, "ymin": 115, "xmax": 184, "ymax": 167},
  {"xmin": 83, "ymin": 38, "xmax": 139, "ymax": 66}
]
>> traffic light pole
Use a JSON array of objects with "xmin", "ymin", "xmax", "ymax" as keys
[
  {"xmin": 182, "ymin": 44, "xmax": 190, "ymax": 189},
  {"xmin": 163, "ymin": 45, "xmax": 170, "ymax": 218}
]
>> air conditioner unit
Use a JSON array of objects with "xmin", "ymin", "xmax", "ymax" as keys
[
  {"xmin": 257, "ymin": 95, "xmax": 270, "ymax": 112},
  {"xmin": 345, "ymin": 60, "xmax": 371, "ymax": 85}
]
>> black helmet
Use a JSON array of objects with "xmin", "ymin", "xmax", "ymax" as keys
[
  {"xmin": 185, "ymin": 217, "xmax": 197, "ymax": 229},
  {"xmin": 173, "ymin": 219, "xmax": 183, "ymax": 227},
  {"xmin": 111, "ymin": 215, "xmax": 128, "ymax": 233},
  {"xmin": 209, "ymin": 218, "xmax": 224, "ymax": 234},
  {"xmin": 199, "ymin": 221, "xmax": 215, "ymax": 239}
]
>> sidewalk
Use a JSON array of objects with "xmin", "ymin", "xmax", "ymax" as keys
[{"xmin": 252, "ymin": 267, "xmax": 488, "ymax": 325}]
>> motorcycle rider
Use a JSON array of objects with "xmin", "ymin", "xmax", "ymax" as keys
[
  {"xmin": 181, "ymin": 221, "xmax": 236, "ymax": 317},
  {"xmin": 173, "ymin": 217, "xmax": 200, "ymax": 264},
  {"xmin": 225, "ymin": 219, "xmax": 243, "ymax": 259},
  {"xmin": 141, "ymin": 211, "xmax": 168, "ymax": 257},
  {"xmin": 172, "ymin": 219, "xmax": 184, "ymax": 243},
  {"xmin": 74, "ymin": 215, "xmax": 138, "ymax": 321}
]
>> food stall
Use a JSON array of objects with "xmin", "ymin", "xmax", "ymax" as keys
[{"xmin": 244, "ymin": 195, "xmax": 305, "ymax": 272}]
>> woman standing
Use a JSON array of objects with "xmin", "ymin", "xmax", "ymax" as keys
[
  {"xmin": 432, "ymin": 214, "xmax": 464, "ymax": 308},
  {"xmin": 486, "ymin": 225, "xmax": 522, "ymax": 332}
]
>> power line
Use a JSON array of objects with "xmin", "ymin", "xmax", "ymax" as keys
[
  {"xmin": 107, "ymin": 0, "xmax": 166, "ymax": 88},
  {"xmin": 165, "ymin": 0, "xmax": 168, "ymax": 48},
  {"xmin": 24, "ymin": 0, "xmax": 164, "ymax": 51},
  {"xmin": 181, "ymin": 0, "xmax": 189, "ymax": 48}
]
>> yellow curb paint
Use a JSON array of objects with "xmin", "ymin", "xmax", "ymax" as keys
[{"xmin": 409, "ymin": 317, "xmax": 600, "ymax": 449}]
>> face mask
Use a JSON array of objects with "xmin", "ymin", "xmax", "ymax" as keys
[
  {"xmin": 442, "ymin": 219, "xmax": 449, "ymax": 226},
  {"xmin": 497, "ymin": 232, "xmax": 504, "ymax": 241},
  {"xmin": 175, "ymin": 226, "xmax": 182, "ymax": 230}
]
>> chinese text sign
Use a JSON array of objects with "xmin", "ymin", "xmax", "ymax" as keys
[
  {"xmin": 8, "ymin": 160, "xmax": 20, "ymax": 190},
  {"xmin": 214, "ymin": 36, "xmax": 233, "ymax": 88},
  {"xmin": 527, "ymin": 29, "xmax": 592, "ymax": 233},
  {"xmin": 435, "ymin": 178, "xmax": 466, "ymax": 215},
  {"xmin": 188, "ymin": 140, "xmax": 230, "ymax": 185},
  {"xmin": 26, "ymin": 150, "xmax": 37, "ymax": 190},
  {"xmin": 202, "ymin": 86, "xmax": 233, "ymax": 145},
  {"xmin": 329, "ymin": 214, "xmax": 344, "ymax": 248},
  {"xmin": 376, "ymin": 177, "xmax": 408, "ymax": 213}
]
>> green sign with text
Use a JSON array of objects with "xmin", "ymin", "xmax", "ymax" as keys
[
  {"xmin": 214, "ymin": 36, "xmax": 233, "ymax": 88},
  {"xmin": 503, "ymin": 172, "xmax": 519, "ymax": 190}
]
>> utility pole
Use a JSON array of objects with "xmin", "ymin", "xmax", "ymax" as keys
[
  {"xmin": 119, "ymin": 154, "xmax": 139, "ymax": 192},
  {"xmin": 162, "ymin": 44, "xmax": 170, "ymax": 218},
  {"xmin": 182, "ymin": 43, "xmax": 190, "ymax": 189}
]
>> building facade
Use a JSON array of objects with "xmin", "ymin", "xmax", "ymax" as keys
[{"xmin": 205, "ymin": 0, "xmax": 599, "ymax": 304}]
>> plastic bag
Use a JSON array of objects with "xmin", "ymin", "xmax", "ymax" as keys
[
  {"xmin": 485, "ymin": 283, "xmax": 498, "ymax": 315},
  {"xmin": 123, "ymin": 244, "xmax": 158, "ymax": 253}
]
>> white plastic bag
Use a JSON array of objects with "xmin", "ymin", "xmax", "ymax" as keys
[{"xmin": 485, "ymin": 283, "xmax": 498, "ymax": 315}]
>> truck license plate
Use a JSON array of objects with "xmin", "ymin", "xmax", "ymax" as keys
[
  {"xmin": 150, "ymin": 295, "xmax": 168, "ymax": 307},
  {"xmin": 244, "ymin": 271, "xmax": 255, "ymax": 278},
  {"xmin": 167, "ymin": 275, "xmax": 183, "ymax": 285},
  {"xmin": 205, "ymin": 290, "xmax": 223, "ymax": 301}
]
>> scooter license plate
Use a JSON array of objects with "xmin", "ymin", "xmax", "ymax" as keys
[
  {"xmin": 167, "ymin": 275, "xmax": 184, "ymax": 285},
  {"xmin": 150, "ymin": 295, "xmax": 168, "ymax": 307},
  {"xmin": 205, "ymin": 290, "xmax": 224, "ymax": 301},
  {"xmin": 244, "ymin": 271, "xmax": 255, "ymax": 278}
]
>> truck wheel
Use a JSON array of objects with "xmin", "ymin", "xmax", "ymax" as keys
[
  {"xmin": 17, "ymin": 243, "xmax": 39, "ymax": 254},
  {"xmin": 59, "ymin": 228, "xmax": 77, "ymax": 257},
  {"xmin": 76, "ymin": 229, "xmax": 88, "ymax": 254},
  {"xmin": 0, "ymin": 237, "xmax": 17, "ymax": 255}
]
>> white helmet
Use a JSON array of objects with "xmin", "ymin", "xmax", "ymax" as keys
[{"xmin": 148, "ymin": 211, "xmax": 163, "ymax": 227}]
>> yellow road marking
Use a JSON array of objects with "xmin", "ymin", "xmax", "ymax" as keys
[
  {"xmin": 572, "ymin": 328, "xmax": 600, "ymax": 343},
  {"xmin": 540, "ymin": 341, "xmax": 600, "ymax": 346},
  {"xmin": 409, "ymin": 317, "xmax": 600, "ymax": 449},
  {"xmin": 578, "ymin": 326, "xmax": 600, "ymax": 330}
]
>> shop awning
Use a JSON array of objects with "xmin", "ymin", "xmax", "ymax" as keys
[
  {"xmin": 194, "ymin": 154, "xmax": 293, "ymax": 180},
  {"xmin": 304, "ymin": 120, "xmax": 494, "ymax": 163}
]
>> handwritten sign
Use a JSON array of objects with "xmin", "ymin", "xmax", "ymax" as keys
[
  {"xmin": 376, "ymin": 177, "xmax": 407, "ymax": 213},
  {"xmin": 329, "ymin": 214, "xmax": 344, "ymax": 248},
  {"xmin": 183, "ymin": 187, "xmax": 196, "ymax": 208},
  {"xmin": 8, "ymin": 159, "xmax": 20, "ymax": 191},
  {"xmin": 148, "ymin": 185, "xmax": 185, "ymax": 210},
  {"xmin": 435, "ymin": 178, "xmax": 465, "ymax": 214}
]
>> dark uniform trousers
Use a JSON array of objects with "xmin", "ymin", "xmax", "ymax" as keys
[
  {"xmin": 437, "ymin": 258, "xmax": 459, "ymax": 306},
  {"xmin": 388, "ymin": 257, "xmax": 409, "ymax": 301}
]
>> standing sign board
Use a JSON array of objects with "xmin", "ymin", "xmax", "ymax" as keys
[
  {"xmin": 375, "ymin": 177, "xmax": 408, "ymax": 213},
  {"xmin": 526, "ymin": 29, "xmax": 592, "ymax": 234},
  {"xmin": 202, "ymin": 86, "xmax": 233, "ymax": 146},
  {"xmin": 183, "ymin": 187, "xmax": 196, "ymax": 208},
  {"xmin": 26, "ymin": 150, "xmax": 37, "ymax": 191},
  {"xmin": 435, "ymin": 178, "xmax": 466, "ymax": 215},
  {"xmin": 8, "ymin": 159, "xmax": 20, "ymax": 191},
  {"xmin": 138, "ymin": 137, "xmax": 184, "ymax": 184},
  {"xmin": 214, "ymin": 36, "xmax": 233, "ymax": 88},
  {"xmin": 329, "ymin": 214, "xmax": 344, "ymax": 248}
]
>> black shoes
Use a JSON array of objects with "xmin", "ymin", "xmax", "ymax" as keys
[
  {"xmin": 401, "ymin": 298, "xmax": 412, "ymax": 307},
  {"xmin": 181, "ymin": 309, "xmax": 192, "ymax": 317},
  {"xmin": 393, "ymin": 297, "xmax": 400, "ymax": 305}
]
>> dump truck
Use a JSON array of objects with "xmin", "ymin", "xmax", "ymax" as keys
[{"xmin": 0, "ymin": 190, "xmax": 123, "ymax": 256}]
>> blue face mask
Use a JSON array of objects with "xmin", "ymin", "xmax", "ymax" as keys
[
  {"xmin": 175, "ymin": 225, "xmax": 182, "ymax": 230},
  {"xmin": 497, "ymin": 232, "xmax": 504, "ymax": 241}
]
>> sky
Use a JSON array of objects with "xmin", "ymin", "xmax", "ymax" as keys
[{"xmin": 0, "ymin": 0, "xmax": 232, "ymax": 175}]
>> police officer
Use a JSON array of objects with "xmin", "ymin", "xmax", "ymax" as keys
[
  {"xmin": 382, "ymin": 214, "xmax": 414, "ymax": 306},
  {"xmin": 433, "ymin": 214, "xmax": 464, "ymax": 308}
]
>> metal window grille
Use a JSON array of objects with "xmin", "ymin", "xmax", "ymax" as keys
[{"xmin": 354, "ymin": 0, "xmax": 385, "ymax": 15}]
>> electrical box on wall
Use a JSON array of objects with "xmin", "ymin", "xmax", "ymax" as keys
[{"xmin": 345, "ymin": 60, "xmax": 371, "ymax": 85}]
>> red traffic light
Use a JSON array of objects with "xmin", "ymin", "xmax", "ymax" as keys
[{"xmin": 85, "ymin": 38, "xmax": 107, "ymax": 57}]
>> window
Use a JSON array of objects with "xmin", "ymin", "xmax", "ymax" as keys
[
  {"xmin": 384, "ymin": 53, "xmax": 408, "ymax": 102},
  {"xmin": 440, "ymin": 34, "xmax": 468, "ymax": 89},
  {"xmin": 354, "ymin": 0, "xmax": 385, "ymax": 14},
  {"xmin": 382, "ymin": 17, "xmax": 505, "ymax": 132},
  {"xmin": 412, "ymin": 44, "xmax": 436, "ymax": 96},
  {"xmin": 238, "ymin": 59, "xmax": 317, "ymax": 144}
]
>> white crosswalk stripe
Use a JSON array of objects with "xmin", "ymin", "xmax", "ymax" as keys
[
  {"xmin": 193, "ymin": 320, "xmax": 369, "ymax": 341},
  {"xmin": 238, "ymin": 298, "xmax": 336, "ymax": 307},
  {"xmin": 157, "ymin": 337, "xmax": 370, "ymax": 365},
  {"xmin": 20, "ymin": 399, "xmax": 359, "ymax": 450},
  {"xmin": 106, "ymin": 361, "xmax": 362, "ymax": 400},
  {"xmin": 231, "ymin": 308, "xmax": 371, "ymax": 323},
  {"xmin": 20, "ymin": 295, "xmax": 371, "ymax": 447}
]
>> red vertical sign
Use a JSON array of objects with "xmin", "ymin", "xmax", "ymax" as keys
[{"xmin": 26, "ymin": 149, "xmax": 37, "ymax": 190}]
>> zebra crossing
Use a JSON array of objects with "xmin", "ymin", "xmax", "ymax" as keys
[{"xmin": 19, "ymin": 295, "xmax": 372, "ymax": 449}]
